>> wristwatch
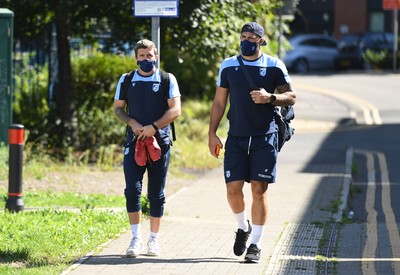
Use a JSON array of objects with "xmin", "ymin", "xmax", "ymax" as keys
[{"xmin": 270, "ymin": 94, "xmax": 276, "ymax": 104}]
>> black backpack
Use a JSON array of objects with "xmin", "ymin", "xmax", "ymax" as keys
[
  {"xmin": 274, "ymin": 105, "xmax": 295, "ymax": 152},
  {"xmin": 121, "ymin": 70, "xmax": 176, "ymax": 141}
]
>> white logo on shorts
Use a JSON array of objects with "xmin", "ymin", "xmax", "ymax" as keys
[
  {"xmin": 226, "ymin": 170, "xmax": 231, "ymax": 178},
  {"xmin": 258, "ymin": 173, "xmax": 271, "ymax": 179},
  {"xmin": 124, "ymin": 147, "xmax": 130, "ymax": 155}
]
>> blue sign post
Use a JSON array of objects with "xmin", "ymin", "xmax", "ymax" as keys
[{"xmin": 133, "ymin": 0, "xmax": 179, "ymax": 68}]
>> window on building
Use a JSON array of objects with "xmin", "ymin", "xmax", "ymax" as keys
[{"xmin": 370, "ymin": 12, "xmax": 384, "ymax": 32}]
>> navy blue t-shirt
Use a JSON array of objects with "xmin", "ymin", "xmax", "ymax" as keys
[
  {"xmin": 115, "ymin": 69, "xmax": 181, "ymax": 145},
  {"xmin": 217, "ymin": 54, "xmax": 291, "ymax": 137}
]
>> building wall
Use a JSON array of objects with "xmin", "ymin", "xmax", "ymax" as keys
[
  {"xmin": 290, "ymin": 0, "xmax": 335, "ymax": 36},
  {"xmin": 334, "ymin": 0, "xmax": 367, "ymax": 39},
  {"xmin": 290, "ymin": 0, "xmax": 398, "ymax": 39}
]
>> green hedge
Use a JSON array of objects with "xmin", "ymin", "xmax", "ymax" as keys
[
  {"xmin": 72, "ymin": 53, "xmax": 136, "ymax": 150},
  {"xmin": 13, "ymin": 53, "xmax": 136, "ymax": 158}
]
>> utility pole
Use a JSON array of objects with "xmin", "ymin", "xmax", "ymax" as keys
[{"xmin": 382, "ymin": 0, "xmax": 400, "ymax": 72}]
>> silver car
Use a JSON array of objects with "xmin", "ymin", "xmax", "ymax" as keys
[{"xmin": 283, "ymin": 34, "xmax": 338, "ymax": 74}]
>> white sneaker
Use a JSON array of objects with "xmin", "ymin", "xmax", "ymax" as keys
[
  {"xmin": 147, "ymin": 238, "xmax": 160, "ymax": 256},
  {"xmin": 126, "ymin": 237, "xmax": 143, "ymax": 257}
]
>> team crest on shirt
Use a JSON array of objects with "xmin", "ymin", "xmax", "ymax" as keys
[
  {"xmin": 259, "ymin": 68, "xmax": 266, "ymax": 76},
  {"xmin": 124, "ymin": 147, "xmax": 129, "ymax": 155},
  {"xmin": 153, "ymin": 84, "xmax": 160, "ymax": 92}
]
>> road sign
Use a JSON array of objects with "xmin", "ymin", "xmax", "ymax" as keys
[
  {"xmin": 134, "ymin": 0, "xmax": 178, "ymax": 17},
  {"xmin": 383, "ymin": 0, "xmax": 400, "ymax": 10}
]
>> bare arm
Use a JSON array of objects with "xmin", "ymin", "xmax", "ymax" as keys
[
  {"xmin": 137, "ymin": 96, "xmax": 182, "ymax": 140},
  {"xmin": 113, "ymin": 100, "xmax": 143, "ymax": 136},
  {"xmin": 275, "ymin": 83, "xmax": 296, "ymax": 106},
  {"xmin": 208, "ymin": 86, "xmax": 228, "ymax": 157},
  {"xmin": 249, "ymin": 82, "xmax": 296, "ymax": 106},
  {"xmin": 154, "ymin": 96, "xmax": 182, "ymax": 129}
]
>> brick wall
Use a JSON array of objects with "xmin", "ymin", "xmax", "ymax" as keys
[{"xmin": 334, "ymin": 0, "xmax": 367, "ymax": 39}]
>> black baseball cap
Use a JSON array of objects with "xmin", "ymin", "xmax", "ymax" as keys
[{"xmin": 241, "ymin": 22, "xmax": 267, "ymax": 46}]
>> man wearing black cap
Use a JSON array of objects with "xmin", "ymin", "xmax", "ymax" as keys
[{"xmin": 208, "ymin": 22, "xmax": 296, "ymax": 263}]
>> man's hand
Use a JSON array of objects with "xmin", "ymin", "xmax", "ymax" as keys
[
  {"xmin": 208, "ymin": 135, "xmax": 223, "ymax": 158},
  {"xmin": 250, "ymin": 88, "xmax": 274, "ymax": 104},
  {"xmin": 137, "ymin": 124, "xmax": 157, "ymax": 140}
]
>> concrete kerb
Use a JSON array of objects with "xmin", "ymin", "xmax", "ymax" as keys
[
  {"xmin": 60, "ymin": 238, "xmax": 114, "ymax": 275},
  {"xmin": 333, "ymin": 146, "xmax": 354, "ymax": 222}
]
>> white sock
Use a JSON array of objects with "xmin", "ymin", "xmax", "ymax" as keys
[
  {"xmin": 234, "ymin": 211, "xmax": 249, "ymax": 232},
  {"xmin": 251, "ymin": 224, "xmax": 264, "ymax": 249},
  {"xmin": 149, "ymin": 231, "xmax": 158, "ymax": 240},
  {"xmin": 130, "ymin": 224, "xmax": 141, "ymax": 239}
]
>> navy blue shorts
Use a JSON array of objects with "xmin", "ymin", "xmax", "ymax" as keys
[
  {"xmin": 223, "ymin": 133, "xmax": 278, "ymax": 184},
  {"xmin": 123, "ymin": 141, "xmax": 170, "ymax": 217}
]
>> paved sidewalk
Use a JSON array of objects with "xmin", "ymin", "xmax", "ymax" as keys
[
  {"xmin": 62, "ymin": 82, "xmax": 353, "ymax": 275},
  {"xmin": 62, "ymin": 132, "xmax": 349, "ymax": 275}
]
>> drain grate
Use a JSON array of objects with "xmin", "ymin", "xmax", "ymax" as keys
[{"xmin": 266, "ymin": 223, "xmax": 324, "ymax": 274}]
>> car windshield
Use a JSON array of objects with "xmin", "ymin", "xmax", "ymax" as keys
[
  {"xmin": 338, "ymin": 35, "xmax": 360, "ymax": 52},
  {"xmin": 363, "ymin": 33, "xmax": 386, "ymax": 47},
  {"xmin": 384, "ymin": 33, "xmax": 394, "ymax": 44}
]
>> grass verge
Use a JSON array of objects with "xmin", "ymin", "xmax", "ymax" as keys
[
  {"xmin": 0, "ymin": 208, "xmax": 127, "ymax": 275},
  {"xmin": 0, "ymin": 99, "xmax": 227, "ymax": 274}
]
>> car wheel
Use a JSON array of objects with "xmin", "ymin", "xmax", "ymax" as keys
[{"xmin": 293, "ymin": 58, "xmax": 309, "ymax": 74}]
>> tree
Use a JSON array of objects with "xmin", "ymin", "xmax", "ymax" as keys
[
  {"xmin": 159, "ymin": 0, "xmax": 281, "ymax": 98},
  {"xmin": 1, "ymin": 0, "xmax": 284, "ymax": 150},
  {"xmin": 0, "ymin": 0, "xmax": 145, "ymax": 148}
]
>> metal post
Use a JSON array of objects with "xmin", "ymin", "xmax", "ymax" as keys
[
  {"xmin": 278, "ymin": 10, "xmax": 283, "ymax": 59},
  {"xmin": 5, "ymin": 124, "xmax": 24, "ymax": 212},
  {"xmin": 152, "ymin": 17, "xmax": 160, "ymax": 68},
  {"xmin": 393, "ymin": 9, "xmax": 398, "ymax": 72},
  {"xmin": 49, "ymin": 23, "xmax": 58, "ymax": 108}
]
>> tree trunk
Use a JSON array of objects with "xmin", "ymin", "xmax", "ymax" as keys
[{"xmin": 54, "ymin": 1, "xmax": 78, "ymax": 148}]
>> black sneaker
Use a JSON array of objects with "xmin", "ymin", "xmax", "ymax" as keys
[
  {"xmin": 233, "ymin": 220, "xmax": 252, "ymax": 256},
  {"xmin": 244, "ymin": 244, "xmax": 261, "ymax": 263}
]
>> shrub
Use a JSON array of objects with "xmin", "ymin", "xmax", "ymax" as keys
[
  {"xmin": 12, "ymin": 61, "xmax": 50, "ymax": 144},
  {"xmin": 72, "ymin": 53, "xmax": 137, "ymax": 150},
  {"xmin": 362, "ymin": 49, "xmax": 388, "ymax": 69},
  {"xmin": 12, "ymin": 53, "xmax": 136, "ymax": 160}
]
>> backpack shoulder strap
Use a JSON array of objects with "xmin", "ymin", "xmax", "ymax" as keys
[
  {"xmin": 122, "ymin": 70, "xmax": 135, "ymax": 102},
  {"xmin": 237, "ymin": 55, "xmax": 259, "ymax": 91},
  {"xmin": 159, "ymin": 70, "xmax": 170, "ymax": 98},
  {"xmin": 159, "ymin": 70, "xmax": 176, "ymax": 141}
]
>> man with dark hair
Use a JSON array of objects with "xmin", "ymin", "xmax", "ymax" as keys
[
  {"xmin": 114, "ymin": 39, "xmax": 181, "ymax": 257},
  {"xmin": 208, "ymin": 22, "xmax": 296, "ymax": 263}
]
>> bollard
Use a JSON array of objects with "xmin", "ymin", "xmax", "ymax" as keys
[{"xmin": 5, "ymin": 124, "xmax": 24, "ymax": 212}]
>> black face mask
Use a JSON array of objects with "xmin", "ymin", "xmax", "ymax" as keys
[
  {"xmin": 137, "ymin": 59, "xmax": 156, "ymax": 72},
  {"xmin": 240, "ymin": 40, "xmax": 258, "ymax": 56}
]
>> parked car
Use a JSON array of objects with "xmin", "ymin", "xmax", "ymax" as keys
[
  {"xmin": 283, "ymin": 34, "xmax": 338, "ymax": 74},
  {"xmin": 334, "ymin": 32, "xmax": 399, "ymax": 70}
]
